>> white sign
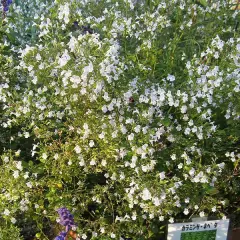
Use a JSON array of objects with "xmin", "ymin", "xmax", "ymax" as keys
[{"xmin": 167, "ymin": 219, "xmax": 229, "ymax": 240}]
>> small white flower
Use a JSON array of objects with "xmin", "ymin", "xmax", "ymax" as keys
[
  {"xmin": 3, "ymin": 209, "xmax": 10, "ymax": 216},
  {"xmin": 184, "ymin": 127, "xmax": 191, "ymax": 135},
  {"xmin": 16, "ymin": 161, "xmax": 23, "ymax": 171},
  {"xmin": 102, "ymin": 105, "xmax": 108, "ymax": 113},
  {"xmin": 72, "ymin": 226, "xmax": 77, "ymax": 231},
  {"xmin": 15, "ymin": 150, "xmax": 21, "ymax": 157},
  {"xmin": 134, "ymin": 125, "xmax": 141, "ymax": 133},
  {"xmin": 101, "ymin": 159, "xmax": 107, "ymax": 166},
  {"xmin": 167, "ymin": 74, "xmax": 175, "ymax": 82},
  {"xmin": 74, "ymin": 145, "xmax": 81, "ymax": 154},
  {"xmin": 42, "ymin": 153, "xmax": 48, "ymax": 160},
  {"xmin": 89, "ymin": 140, "xmax": 95, "ymax": 147},
  {"xmin": 24, "ymin": 172, "xmax": 29, "ymax": 179},
  {"xmin": 128, "ymin": 133, "xmax": 134, "ymax": 141},
  {"xmin": 132, "ymin": 213, "xmax": 137, "ymax": 220},
  {"xmin": 149, "ymin": 213, "xmax": 154, "ymax": 219},
  {"xmin": 159, "ymin": 216, "xmax": 164, "ymax": 221},
  {"xmin": 79, "ymin": 159, "xmax": 85, "ymax": 166},
  {"xmin": 13, "ymin": 170, "xmax": 19, "ymax": 179},
  {"xmin": 141, "ymin": 165, "xmax": 148, "ymax": 172},
  {"xmin": 111, "ymin": 233, "xmax": 116, "ymax": 238},
  {"xmin": 159, "ymin": 171, "xmax": 165, "ymax": 180},
  {"xmin": 169, "ymin": 217, "xmax": 174, "ymax": 223},
  {"xmin": 26, "ymin": 182, "xmax": 33, "ymax": 188},
  {"xmin": 153, "ymin": 197, "xmax": 161, "ymax": 206},
  {"xmin": 186, "ymin": 61, "xmax": 191, "ymax": 69},
  {"xmin": 183, "ymin": 208, "xmax": 189, "ymax": 215},
  {"xmin": 11, "ymin": 217, "xmax": 16, "ymax": 224},
  {"xmin": 24, "ymin": 132, "xmax": 30, "ymax": 138},
  {"xmin": 181, "ymin": 105, "xmax": 187, "ymax": 114},
  {"xmin": 237, "ymin": 44, "xmax": 240, "ymax": 52},
  {"xmin": 142, "ymin": 188, "xmax": 152, "ymax": 200},
  {"xmin": 189, "ymin": 168, "xmax": 195, "ymax": 176},
  {"xmin": 99, "ymin": 132, "xmax": 105, "ymax": 139},
  {"xmin": 199, "ymin": 211, "xmax": 205, "ymax": 217},
  {"xmin": 212, "ymin": 206, "xmax": 216, "ymax": 212},
  {"xmin": 178, "ymin": 163, "xmax": 183, "ymax": 169},
  {"xmin": 58, "ymin": 50, "xmax": 71, "ymax": 67},
  {"xmin": 82, "ymin": 234, "xmax": 87, "ymax": 239},
  {"xmin": 90, "ymin": 159, "xmax": 96, "ymax": 165},
  {"xmin": 3, "ymin": 156, "xmax": 9, "ymax": 163},
  {"xmin": 36, "ymin": 53, "xmax": 41, "ymax": 61}
]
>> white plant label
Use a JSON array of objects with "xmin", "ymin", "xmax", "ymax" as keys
[{"xmin": 167, "ymin": 219, "xmax": 229, "ymax": 240}]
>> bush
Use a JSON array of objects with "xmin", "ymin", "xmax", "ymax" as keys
[{"xmin": 0, "ymin": 0, "xmax": 240, "ymax": 239}]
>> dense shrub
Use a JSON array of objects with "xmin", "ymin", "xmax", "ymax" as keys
[{"xmin": 0, "ymin": 0, "xmax": 240, "ymax": 239}]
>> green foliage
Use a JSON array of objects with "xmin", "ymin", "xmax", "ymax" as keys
[{"xmin": 0, "ymin": 223, "xmax": 23, "ymax": 240}]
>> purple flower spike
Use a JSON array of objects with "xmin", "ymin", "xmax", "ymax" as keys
[
  {"xmin": 57, "ymin": 207, "xmax": 77, "ymax": 232},
  {"xmin": 1, "ymin": 0, "xmax": 12, "ymax": 13},
  {"xmin": 55, "ymin": 231, "xmax": 67, "ymax": 240}
]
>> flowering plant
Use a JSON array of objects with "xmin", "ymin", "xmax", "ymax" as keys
[
  {"xmin": 0, "ymin": 0, "xmax": 240, "ymax": 239},
  {"xmin": 55, "ymin": 207, "xmax": 77, "ymax": 240},
  {"xmin": 1, "ymin": 0, "xmax": 12, "ymax": 13}
]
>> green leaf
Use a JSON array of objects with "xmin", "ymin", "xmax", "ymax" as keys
[
  {"xmin": 206, "ymin": 187, "xmax": 219, "ymax": 196},
  {"xmin": 162, "ymin": 118, "xmax": 171, "ymax": 127},
  {"xmin": 199, "ymin": 0, "xmax": 208, "ymax": 7},
  {"xmin": 39, "ymin": 158, "xmax": 46, "ymax": 163}
]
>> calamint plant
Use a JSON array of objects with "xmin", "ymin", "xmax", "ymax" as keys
[{"xmin": 0, "ymin": 0, "xmax": 239, "ymax": 239}]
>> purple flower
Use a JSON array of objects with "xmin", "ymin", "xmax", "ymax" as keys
[
  {"xmin": 1, "ymin": 0, "xmax": 12, "ymax": 13},
  {"xmin": 57, "ymin": 207, "xmax": 77, "ymax": 232},
  {"xmin": 55, "ymin": 231, "xmax": 67, "ymax": 240}
]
